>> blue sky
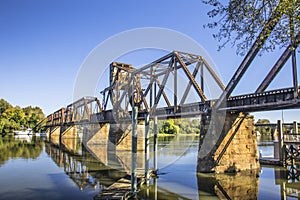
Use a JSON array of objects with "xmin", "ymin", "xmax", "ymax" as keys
[{"xmin": 0, "ymin": 0, "xmax": 299, "ymax": 122}]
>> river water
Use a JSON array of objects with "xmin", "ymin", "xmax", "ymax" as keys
[{"xmin": 0, "ymin": 134, "xmax": 299, "ymax": 200}]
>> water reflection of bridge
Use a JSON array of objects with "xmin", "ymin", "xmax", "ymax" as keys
[
  {"xmin": 45, "ymin": 141, "xmax": 127, "ymax": 190},
  {"xmin": 46, "ymin": 134, "xmax": 202, "ymax": 196}
]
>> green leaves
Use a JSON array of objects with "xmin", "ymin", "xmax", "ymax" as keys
[
  {"xmin": 255, "ymin": 119, "xmax": 272, "ymax": 135},
  {"xmin": 0, "ymin": 99, "xmax": 45, "ymax": 133},
  {"xmin": 161, "ymin": 119, "xmax": 180, "ymax": 134},
  {"xmin": 157, "ymin": 118, "xmax": 201, "ymax": 135},
  {"xmin": 203, "ymin": 0, "xmax": 300, "ymax": 55}
]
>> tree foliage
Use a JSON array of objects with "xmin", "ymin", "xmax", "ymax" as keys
[
  {"xmin": 0, "ymin": 99, "xmax": 45, "ymax": 134},
  {"xmin": 203, "ymin": 0, "xmax": 300, "ymax": 55},
  {"xmin": 0, "ymin": 99, "xmax": 12, "ymax": 115},
  {"xmin": 255, "ymin": 118, "xmax": 272, "ymax": 135},
  {"xmin": 160, "ymin": 119, "xmax": 180, "ymax": 134},
  {"xmin": 157, "ymin": 118, "xmax": 201, "ymax": 135},
  {"xmin": 23, "ymin": 106, "xmax": 45, "ymax": 132}
]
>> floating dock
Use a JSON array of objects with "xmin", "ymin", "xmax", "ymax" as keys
[{"xmin": 259, "ymin": 157, "xmax": 282, "ymax": 166}]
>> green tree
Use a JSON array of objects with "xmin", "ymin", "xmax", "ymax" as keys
[
  {"xmin": 23, "ymin": 106, "xmax": 45, "ymax": 132},
  {"xmin": 255, "ymin": 119, "xmax": 272, "ymax": 135},
  {"xmin": 175, "ymin": 118, "xmax": 201, "ymax": 134},
  {"xmin": 160, "ymin": 119, "xmax": 180, "ymax": 134},
  {"xmin": 0, "ymin": 99, "xmax": 12, "ymax": 115},
  {"xmin": 0, "ymin": 99, "xmax": 46, "ymax": 133},
  {"xmin": 0, "ymin": 107, "xmax": 26, "ymax": 133},
  {"xmin": 203, "ymin": 0, "xmax": 300, "ymax": 55}
]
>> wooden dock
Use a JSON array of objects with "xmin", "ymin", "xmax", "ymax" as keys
[{"xmin": 259, "ymin": 157, "xmax": 282, "ymax": 166}]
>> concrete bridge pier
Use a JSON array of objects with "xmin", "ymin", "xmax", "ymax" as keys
[
  {"xmin": 197, "ymin": 112, "xmax": 260, "ymax": 173},
  {"xmin": 108, "ymin": 123, "xmax": 145, "ymax": 172},
  {"xmin": 49, "ymin": 126, "xmax": 60, "ymax": 138},
  {"xmin": 82, "ymin": 121, "xmax": 145, "ymax": 173},
  {"xmin": 60, "ymin": 125, "xmax": 77, "ymax": 138},
  {"xmin": 82, "ymin": 123, "xmax": 111, "ymax": 165},
  {"xmin": 60, "ymin": 125, "xmax": 77, "ymax": 151},
  {"xmin": 109, "ymin": 123, "xmax": 145, "ymax": 151}
]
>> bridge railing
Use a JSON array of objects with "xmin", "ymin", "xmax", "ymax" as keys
[
  {"xmin": 226, "ymin": 87, "xmax": 300, "ymax": 112},
  {"xmin": 46, "ymin": 97, "xmax": 103, "ymax": 127},
  {"xmin": 46, "ymin": 108, "xmax": 65, "ymax": 126}
]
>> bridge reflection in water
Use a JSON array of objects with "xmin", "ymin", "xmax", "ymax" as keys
[
  {"xmin": 45, "ymin": 136, "xmax": 128, "ymax": 191},
  {"xmin": 46, "ymin": 133, "xmax": 300, "ymax": 199}
]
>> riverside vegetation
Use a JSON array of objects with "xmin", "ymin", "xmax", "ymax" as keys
[{"xmin": 0, "ymin": 99, "xmax": 45, "ymax": 134}]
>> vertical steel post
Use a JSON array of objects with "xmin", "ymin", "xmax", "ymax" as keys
[
  {"xmin": 292, "ymin": 49, "xmax": 298, "ymax": 97},
  {"xmin": 154, "ymin": 176, "xmax": 158, "ymax": 200},
  {"xmin": 293, "ymin": 121, "xmax": 298, "ymax": 134},
  {"xmin": 144, "ymin": 112, "xmax": 150, "ymax": 185},
  {"xmin": 174, "ymin": 66, "xmax": 177, "ymax": 113},
  {"xmin": 277, "ymin": 120, "xmax": 284, "ymax": 162},
  {"xmin": 131, "ymin": 106, "xmax": 138, "ymax": 194},
  {"xmin": 153, "ymin": 116, "xmax": 158, "ymax": 173},
  {"xmin": 150, "ymin": 81, "xmax": 153, "ymax": 108},
  {"xmin": 200, "ymin": 61, "xmax": 204, "ymax": 93}
]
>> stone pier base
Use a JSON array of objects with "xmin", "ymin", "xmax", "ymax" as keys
[{"xmin": 197, "ymin": 112, "xmax": 260, "ymax": 173}]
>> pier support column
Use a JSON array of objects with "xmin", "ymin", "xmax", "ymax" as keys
[
  {"xmin": 153, "ymin": 116, "xmax": 158, "ymax": 173},
  {"xmin": 108, "ymin": 123, "xmax": 145, "ymax": 173},
  {"xmin": 274, "ymin": 120, "xmax": 284, "ymax": 161},
  {"xmin": 109, "ymin": 123, "xmax": 145, "ymax": 151},
  {"xmin": 49, "ymin": 126, "xmax": 61, "ymax": 144},
  {"xmin": 131, "ymin": 106, "xmax": 138, "ymax": 194},
  {"xmin": 293, "ymin": 121, "xmax": 298, "ymax": 134},
  {"xmin": 49, "ymin": 126, "xmax": 60, "ymax": 137},
  {"xmin": 144, "ymin": 112, "xmax": 150, "ymax": 184},
  {"xmin": 61, "ymin": 125, "xmax": 77, "ymax": 138},
  {"xmin": 82, "ymin": 123, "xmax": 110, "ymax": 165},
  {"xmin": 197, "ymin": 112, "xmax": 260, "ymax": 173},
  {"xmin": 83, "ymin": 123, "xmax": 110, "ymax": 146}
]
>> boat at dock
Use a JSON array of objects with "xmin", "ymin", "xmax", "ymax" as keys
[
  {"xmin": 34, "ymin": 132, "xmax": 48, "ymax": 137},
  {"xmin": 14, "ymin": 128, "xmax": 33, "ymax": 136}
]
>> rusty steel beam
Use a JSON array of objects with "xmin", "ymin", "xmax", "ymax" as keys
[
  {"xmin": 132, "ymin": 52, "xmax": 173, "ymax": 75},
  {"xmin": 175, "ymin": 52, "xmax": 207, "ymax": 102},
  {"xmin": 179, "ymin": 61, "xmax": 201, "ymax": 105},
  {"xmin": 83, "ymin": 98, "xmax": 90, "ymax": 121},
  {"xmin": 96, "ymin": 98, "xmax": 102, "ymax": 112},
  {"xmin": 202, "ymin": 59, "xmax": 225, "ymax": 91},
  {"xmin": 51, "ymin": 108, "xmax": 65, "ymax": 125},
  {"xmin": 215, "ymin": 1, "xmax": 285, "ymax": 108},
  {"xmin": 256, "ymin": 34, "xmax": 300, "ymax": 93},
  {"xmin": 155, "ymin": 78, "xmax": 171, "ymax": 107},
  {"xmin": 137, "ymin": 82, "xmax": 150, "ymax": 111},
  {"xmin": 200, "ymin": 61, "xmax": 204, "ymax": 92},
  {"xmin": 111, "ymin": 76, "xmax": 134, "ymax": 113},
  {"xmin": 174, "ymin": 65, "xmax": 178, "ymax": 112},
  {"xmin": 291, "ymin": 45, "xmax": 298, "ymax": 98},
  {"xmin": 152, "ymin": 60, "xmax": 173, "ymax": 112},
  {"xmin": 225, "ymin": 87, "xmax": 300, "ymax": 112}
]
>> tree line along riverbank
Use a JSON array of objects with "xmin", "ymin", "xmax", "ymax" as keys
[{"xmin": 0, "ymin": 99, "xmax": 45, "ymax": 134}]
